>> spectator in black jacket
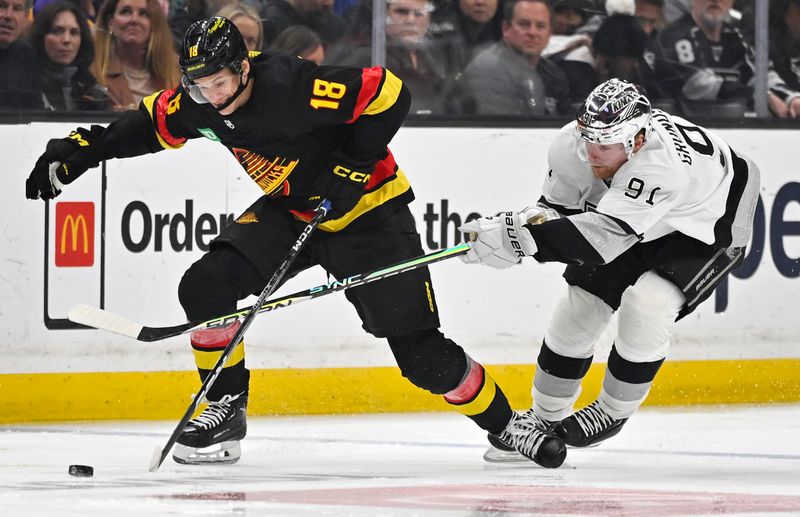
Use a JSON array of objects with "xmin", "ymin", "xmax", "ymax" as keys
[
  {"xmin": 592, "ymin": 11, "xmax": 662, "ymax": 99},
  {"xmin": 635, "ymin": 0, "xmax": 664, "ymax": 75},
  {"xmin": 29, "ymin": 2, "xmax": 112, "ymax": 111},
  {"xmin": 0, "ymin": 0, "xmax": 42, "ymax": 110},
  {"xmin": 656, "ymin": 0, "xmax": 800, "ymax": 117},
  {"xmin": 741, "ymin": 0, "xmax": 800, "ymax": 96}
]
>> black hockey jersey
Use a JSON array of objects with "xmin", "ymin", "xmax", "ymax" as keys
[
  {"xmin": 92, "ymin": 51, "xmax": 413, "ymax": 231},
  {"xmin": 655, "ymin": 14, "xmax": 798, "ymax": 104}
]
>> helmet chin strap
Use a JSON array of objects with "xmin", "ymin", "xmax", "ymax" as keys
[{"xmin": 214, "ymin": 70, "xmax": 250, "ymax": 112}]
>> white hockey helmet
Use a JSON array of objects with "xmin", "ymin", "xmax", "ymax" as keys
[{"xmin": 576, "ymin": 78, "xmax": 652, "ymax": 159}]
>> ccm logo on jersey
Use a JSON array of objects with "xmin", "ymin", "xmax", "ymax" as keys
[{"xmin": 333, "ymin": 165, "xmax": 371, "ymax": 183}]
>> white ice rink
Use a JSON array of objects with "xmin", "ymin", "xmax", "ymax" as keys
[{"xmin": 1, "ymin": 405, "xmax": 799, "ymax": 516}]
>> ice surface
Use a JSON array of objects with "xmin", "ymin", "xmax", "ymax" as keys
[{"xmin": 1, "ymin": 405, "xmax": 799, "ymax": 516}]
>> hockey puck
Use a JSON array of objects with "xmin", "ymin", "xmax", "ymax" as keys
[{"xmin": 68, "ymin": 464, "xmax": 94, "ymax": 477}]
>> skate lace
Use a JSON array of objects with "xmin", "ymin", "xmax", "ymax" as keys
[
  {"xmin": 501, "ymin": 413, "xmax": 547, "ymax": 457},
  {"xmin": 522, "ymin": 409, "xmax": 552, "ymax": 430},
  {"xmin": 573, "ymin": 401, "xmax": 615, "ymax": 437},
  {"xmin": 190, "ymin": 394, "xmax": 238, "ymax": 430}
]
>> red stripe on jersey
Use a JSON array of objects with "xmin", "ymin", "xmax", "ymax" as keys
[
  {"xmin": 346, "ymin": 66, "xmax": 384, "ymax": 124},
  {"xmin": 366, "ymin": 149, "xmax": 397, "ymax": 190},
  {"xmin": 155, "ymin": 89, "xmax": 187, "ymax": 148}
]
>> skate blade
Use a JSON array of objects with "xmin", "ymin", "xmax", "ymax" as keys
[
  {"xmin": 483, "ymin": 447, "xmax": 578, "ymax": 469},
  {"xmin": 173, "ymin": 441, "xmax": 242, "ymax": 465},
  {"xmin": 483, "ymin": 446, "xmax": 528, "ymax": 463}
]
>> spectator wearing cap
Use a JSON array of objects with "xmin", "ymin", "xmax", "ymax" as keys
[
  {"xmin": 451, "ymin": 0, "xmax": 569, "ymax": 115},
  {"xmin": 552, "ymin": 0, "xmax": 594, "ymax": 35},
  {"xmin": 28, "ymin": 1, "xmax": 112, "ymax": 110},
  {"xmin": 1, "ymin": 0, "xmax": 42, "ymax": 110}
]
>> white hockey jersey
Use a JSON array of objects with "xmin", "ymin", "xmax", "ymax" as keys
[{"xmin": 531, "ymin": 110, "xmax": 760, "ymax": 265}]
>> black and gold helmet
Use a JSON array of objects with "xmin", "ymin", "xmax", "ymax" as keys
[{"xmin": 180, "ymin": 16, "xmax": 248, "ymax": 82}]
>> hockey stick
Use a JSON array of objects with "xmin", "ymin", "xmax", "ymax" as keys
[
  {"xmin": 69, "ymin": 243, "xmax": 471, "ymax": 342},
  {"xmin": 147, "ymin": 199, "xmax": 331, "ymax": 472}
]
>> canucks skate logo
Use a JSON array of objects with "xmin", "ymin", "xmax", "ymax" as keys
[{"xmin": 232, "ymin": 148, "xmax": 298, "ymax": 196}]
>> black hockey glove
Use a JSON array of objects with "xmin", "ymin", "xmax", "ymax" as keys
[
  {"xmin": 26, "ymin": 126, "xmax": 105, "ymax": 200},
  {"xmin": 311, "ymin": 152, "xmax": 373, "ymax": 220}
]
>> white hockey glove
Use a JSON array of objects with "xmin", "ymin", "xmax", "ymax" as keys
[{"xmin": 458, "ymin": 207, "xmax": 545, "ymax": 269}]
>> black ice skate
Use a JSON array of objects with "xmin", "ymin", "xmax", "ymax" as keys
[
  {"xmin": 487, "ymin": 411, "xmax": 566, "ymax": 468},
  {"xmin": 484, "ymin": 410, "xmax": 555, "ymax": 463},
  {"xmin": 554, "ymin": 400, "xmax": 628, "ymax": 447},
  {"xmin": 173, "ymin": 392, "xmax": 248, "ymax": 465}
]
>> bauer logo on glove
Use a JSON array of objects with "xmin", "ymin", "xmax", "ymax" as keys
[{"xmin": 458, "ymin": 207, "xmax": 546, "ymax": 269}]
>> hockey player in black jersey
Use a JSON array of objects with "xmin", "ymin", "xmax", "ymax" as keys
[
  {"xmin": 25, "ymin": 16, "xmax": 566, "ymax": 468},
  {"xmin": 461, "ymin": 78, "xmax": 760, "ymax": 459},
  {"xmin": 655, "ymin": 0, "xmax": 800, "ymax": 117}
]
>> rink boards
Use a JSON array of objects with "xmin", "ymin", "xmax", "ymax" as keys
[{"xmin": 2, "ymin": 123, "xmax": 799, "ymax": 422}]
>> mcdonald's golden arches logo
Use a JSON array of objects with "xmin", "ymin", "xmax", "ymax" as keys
[{"xmin": 55, "ymin": 202, "xmax": 94, "ymax": 267}]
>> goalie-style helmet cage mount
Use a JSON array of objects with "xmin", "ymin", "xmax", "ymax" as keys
[
  {"xmin": 179, "ymin": 16, "xmax": 250, "ymax": 110},
  {"xmin": 576, "ymin": 78, "xmax": 652, "ymax": 159}
]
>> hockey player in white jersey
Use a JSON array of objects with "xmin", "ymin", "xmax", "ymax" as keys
[{"xmin": 460, "ymin": 78, "xmax": 760, "ymax": 458}]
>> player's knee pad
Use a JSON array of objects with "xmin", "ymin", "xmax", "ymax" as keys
[
  {"xmin": 545, "ymin": 285, "xmax": 613, "ymax": 358},
  {"xmin": 387, "ymin": 328, "xmax": 467, "ymax": 394},
  {"xmin": 616, "ymin": 271, "xmax": 685, "ymax": 362},
  {"xmin": 178, "ymin": 245, "xmax": 263, "ymax": 321}
]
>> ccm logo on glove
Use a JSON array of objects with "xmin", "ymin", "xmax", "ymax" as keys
[
  {"xmin": 332, "ymin": 164, "xmax": 371, "ymax": 184},
  {"xmin": 69, "ymin": 131, "xmax": 91, "ymax": 147}
]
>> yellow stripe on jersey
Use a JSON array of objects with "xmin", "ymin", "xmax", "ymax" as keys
[
  {"xmin": 318, "ymin": 169, "xmax": 412, "ymax": 232},
  {"xmin": 362, "ymin": 70, "xmax": 402, "ymax": 116},
  {"xmin": 448, "ymin": 372, "xmax": 498, "ymax": 417},
  {"xmin": 142, "ymin": 91, "xmax": 185, "ymax": 150},
  {"xmin": 192, "ymin": 340, "xmax": 246, "ymax": 370}
]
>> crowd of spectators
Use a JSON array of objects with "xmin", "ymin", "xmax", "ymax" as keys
[{"xmin": 2, "ymin": 0, "xmax": 800, "ymax": 119}]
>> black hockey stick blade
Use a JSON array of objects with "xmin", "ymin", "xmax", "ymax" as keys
[
  {"xmin": 148, "ymin": 199, "xmax": 330, "ymax": 472},
  {"xmin": 69, "ymin": 243, "xmax": 470, "ymax": 342}
]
